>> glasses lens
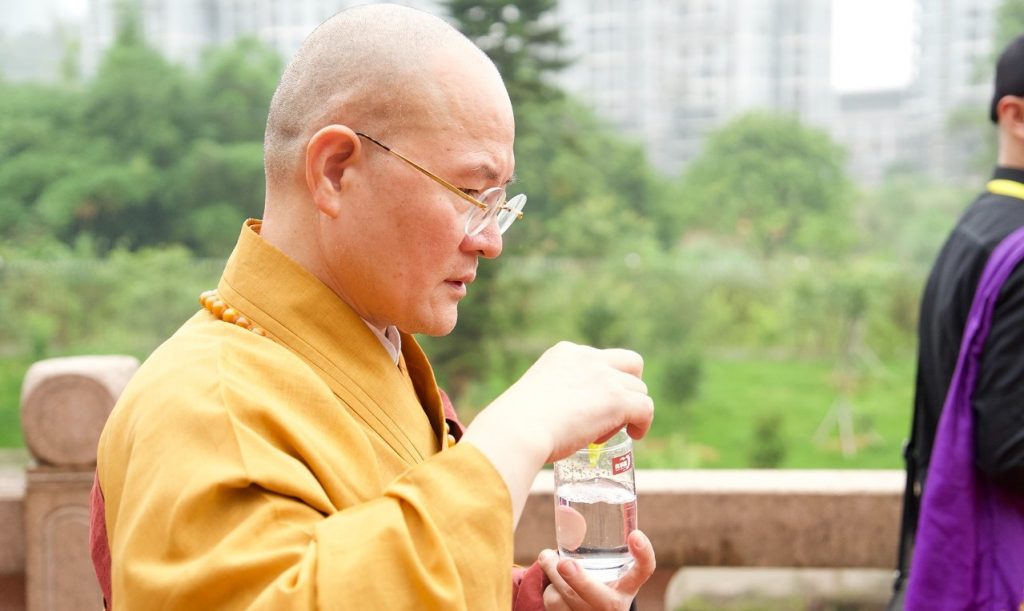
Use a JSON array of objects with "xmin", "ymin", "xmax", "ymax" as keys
[
  {"xmin": 465, "ymin": 188, "xmax": 504, "ymax": 236},
  {"xmin": 464, "ymin": 189, "xmax": 525, "ymax": 236},
  {"xmin": 496, "ymin": 194, "xmax": 526, "ymax": 234}
]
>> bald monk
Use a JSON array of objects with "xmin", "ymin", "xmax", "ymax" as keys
[{"xmin": 91, "ymin": 5, "xmax": 655, "ymax": 610}]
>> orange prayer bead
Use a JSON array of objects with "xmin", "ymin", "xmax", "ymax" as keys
[
  {"xmin": 222, "ymin": 308, "xmax": 239, "ymax": 324},
  {"xmin": 199, "ymin": 289, "xmax": 269, "ymax": 339}
]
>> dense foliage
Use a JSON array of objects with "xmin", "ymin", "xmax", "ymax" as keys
[
  {"xmin": 0, "ymin": 29, "xmax": 279, "ymax": 256},
  {"xmin": 0, "ymin": 1, "xmax": 989, "ymax": 467}
]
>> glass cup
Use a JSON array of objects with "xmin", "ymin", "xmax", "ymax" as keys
[{"xmin": 552, "ymin": 428, "xmax": 638, "ymax": 583}]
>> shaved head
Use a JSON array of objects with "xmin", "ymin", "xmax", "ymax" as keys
[
  {"xmin": 264, "ymin": 4, "xmax": 502, "ymax": 191},
  {"xmin": 259, "ymin": 4, "xmax": 516, "ymax": 336}
]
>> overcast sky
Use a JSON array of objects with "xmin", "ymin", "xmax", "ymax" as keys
[
  {"xmin": 831, "ymin": 0, "xmax": 914, "ymax": 92},
  {"xmin": 1, "ymin": 0, "xmax": 87, "ymax": 32},
  {"xmin": 2, "ymin": 0, "xmax": 916, "ymax": 92}
]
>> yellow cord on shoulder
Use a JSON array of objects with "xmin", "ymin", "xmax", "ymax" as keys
[{"xmin": 987, "ymin": 179, "xmax": 1024, "ymax": 200}]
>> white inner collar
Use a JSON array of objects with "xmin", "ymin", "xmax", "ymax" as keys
[{"xmin": 363, "ymin": 320, "xmax": 402, "ymax": 365}]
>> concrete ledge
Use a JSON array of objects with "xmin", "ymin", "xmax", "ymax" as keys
[
  {"xmin": 515, "ymin": 469, "xmax": 903, "ymax": 568},
  {"xmin": 668, "ymin": 567, "xmax": 894, "ymax": 607},
  {"xmin": 515, "ymin": 469, "xmax": 903, "ymax": 609},
  {"xmin": 0, "ymin": 468, "xmax": 25, "ymax": 575}
]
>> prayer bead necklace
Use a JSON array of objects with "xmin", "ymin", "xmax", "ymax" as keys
[{"xmin": 199, "ymin": 290, "xmax": 269, "ymax": 337}]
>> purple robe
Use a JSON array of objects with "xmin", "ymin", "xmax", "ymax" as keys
[{"xmin": 906, "ymin": 226, "xmax": 1024, "ymax": 610}]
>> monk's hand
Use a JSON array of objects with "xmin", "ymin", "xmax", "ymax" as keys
[
  {"xmin": 461, "ymin": 342, "xmax": 653, "ymax": 527},
  {"xmin": 467, "ymin": 341, "xmax": 654, "ymax": 466},
  {"xmin": 538, "ymin": 530, "xmax": 655, "ymax": 611}
]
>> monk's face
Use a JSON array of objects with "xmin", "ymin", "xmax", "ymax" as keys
[{"xmin": 320, "ymin": 53, "xmax": 516, "ymax": 336}]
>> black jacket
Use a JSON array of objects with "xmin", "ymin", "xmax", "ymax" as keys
[{"xmin": 912, "ymin": 166, "xmax": 1024, "ymax": 494}]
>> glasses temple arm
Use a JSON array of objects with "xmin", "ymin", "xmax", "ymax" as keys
[{"xmin": 356, "ymin": 132, "xmax": 488, "ymax": 212}]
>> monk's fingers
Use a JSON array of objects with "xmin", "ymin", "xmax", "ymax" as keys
[
  {"xmin": 538, "ymin": 550, "xmax": 587, "ymax": 609},
  {"xmin": 600, "ymin": 348, "xmax": 644, "ymax": 378},
  {"xmin": 612, "ymin": 530, "xmax": 657, "ymax": 595},
  {"xmin": 554, "ymin": 556, "xmax": 638, "ymax": 610},
  {"xmin": 609, "ymin": 367, "xmax": 649, "ymax": 395},
  {"xmin": 542, "ymin": 584, "xmax": 571, "ymax": 611}
]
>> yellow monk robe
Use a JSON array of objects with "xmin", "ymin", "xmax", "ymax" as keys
[{"xmin": 97, "ymin": 220, "xmax": 513, "ymax": 610}]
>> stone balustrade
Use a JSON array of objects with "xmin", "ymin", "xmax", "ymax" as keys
[
  {"xmin": 15, "ymin": 356, "xmax": 139, "ymax": 611},
  {"xmin": 515, "ymin": 469, "xmax": 903, "ymax": 609},
  {"xmin": 0, "ymin": 356, "xmax": 905, "ymax": 610}
]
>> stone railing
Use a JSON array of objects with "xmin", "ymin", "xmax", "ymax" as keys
[
  {"xmin": 13, "ymin": 356, "xmax": 139, "ymax": 611},
  {"xmin": 0, "ymin": 356, "xmax": 904, "ymax": 610},
  {"xmin": 516, "ymin": 470, "xmax": 902, "ymax": 609}
]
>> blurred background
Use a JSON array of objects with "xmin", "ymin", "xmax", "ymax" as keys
[{"xmin": 0, "ymin": 0, "xmax": 1018, "ymax": 472}]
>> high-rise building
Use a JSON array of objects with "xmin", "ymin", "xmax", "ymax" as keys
[
  {"xmin": 832, "ymin": 89, "xmax": 914, "ymax": 185},
  {"xmin": 556, "ymin": 0, "xmax": 835, "ymax": 175},
  {"xmin": 903, "ymin": 0, "xmax": 998, "ymax": 182},
  {"xmin": 80, "ymin": 0, "xmax": 442, "ymax": 76}
]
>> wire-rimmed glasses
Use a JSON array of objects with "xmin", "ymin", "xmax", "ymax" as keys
[{"xmin": 356, "ymin": 132, "xmax": 526, "ymax": 236}]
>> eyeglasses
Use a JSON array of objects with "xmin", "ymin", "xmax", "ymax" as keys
[{"xmin": 356, "ymin": 132, "xmax": 526, "ymax": 236}]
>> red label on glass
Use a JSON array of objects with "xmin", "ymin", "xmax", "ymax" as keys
[{"xmin": 612, "ymin": 452, "xmax": 633, "ymax": 475}]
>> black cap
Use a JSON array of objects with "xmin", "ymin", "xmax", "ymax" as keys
[{"xmin": 991, "ymin": 33, "xmax": 1024, "ymax": 123}]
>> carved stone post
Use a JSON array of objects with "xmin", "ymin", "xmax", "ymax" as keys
[{"xmin": 21, "ymin": 356, "xmax": 138, "ymax": 611}]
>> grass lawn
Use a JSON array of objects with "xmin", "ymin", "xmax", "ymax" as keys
[
  {"xmin": 0, "ymin": 357, "xmax": 31, "ymax": 447},
  {"xmin": 636, "ymin": 354, "xmax": 914, "ymax": 469}
]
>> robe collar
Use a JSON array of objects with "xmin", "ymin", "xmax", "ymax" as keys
[{"xmin": 216, "ymin": 219, "xmax": 446, "ymax": 464}]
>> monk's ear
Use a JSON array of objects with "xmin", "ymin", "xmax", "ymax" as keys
[{"xmin": 304, "ymin": 125, "xmax": 362, "ymax": 218}]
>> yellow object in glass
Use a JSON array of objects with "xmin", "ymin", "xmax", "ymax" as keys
[{"xmin": 587, "ymin": 442, "xmax": 604, "ymax": 466}]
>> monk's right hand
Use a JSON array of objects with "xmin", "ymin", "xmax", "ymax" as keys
[
  {"xmin": 500, "ymin": 341, "xmax": 652, "ymax": 462},
  {"xmin": 461, "ymin": 342, "xmax": 653, "ymax": 526}
]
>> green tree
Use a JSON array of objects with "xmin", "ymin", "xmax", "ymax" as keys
[
  {"xmin": 0, "ymin": 6, "xmax": 282, "ymax": 253},
  {"xmin": 443, "ymin": 0, "xmax": 568, "ymax": 103},
  {"xmin": 82, "ymin": 37, "xmax": 196, "ymax": 167},
  {"xmin": 0, "ymin": 83, "xmax": 85, "ymax": 244},
  {"xmin": 57, "ymin": 22, "xmax": 82, "ymax": 84},
  {"xmin": 166, "ymin": 140, "xmax": 266, "ymax": 256},
  {"xmin": 680, "ymin": 112, "xmax": 854, "ymax": 258},
  {"xmin": 859, "ymin": 174, "xmax": 972, "ymax": 263},
  {"xmin": 996, "ymin": 0, "xmax": 1024, "ymax": 51},
  {"xmin": 195, "ymin": 37, "xmax": 282, "ymax": 143},
  {"xmin": 167, "ymin": 37, "xmax": 282, "ymax": 255},
  {"xmin": 510, "ymin": 97, "xmax": 675, "ymax": 255}
]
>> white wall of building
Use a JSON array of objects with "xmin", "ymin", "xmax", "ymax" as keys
[
  {"xmin": 557, "ymin": 0, "xmax": 834, "ymax": 174},
  {"xmin": 80, "ymin": 0, "xmax": 442, "ymax": 76}
]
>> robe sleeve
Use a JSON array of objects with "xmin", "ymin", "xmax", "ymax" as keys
[
  {"xmin": 443, "ymin": 389, "xmax": 550, "ymax": 609},
  {"xmin": 310, "ymin": 444, "xmax": 514, "ymax": 608}
]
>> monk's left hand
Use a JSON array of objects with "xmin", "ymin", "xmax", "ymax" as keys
[{"xmin": 538, "ymin": 530, "xmax": 655, "ymax": 611}]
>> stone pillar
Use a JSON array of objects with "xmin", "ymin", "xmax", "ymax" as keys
[{"xmin": 21, "ymin": 356, "xmax": 138, "ymax": 611}]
